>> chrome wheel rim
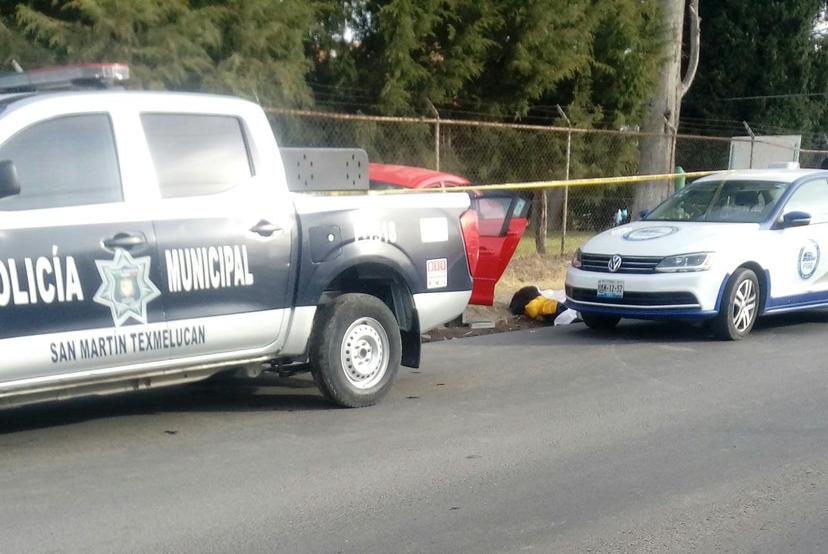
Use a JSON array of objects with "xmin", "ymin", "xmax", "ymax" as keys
[
  {"xmin": 340, "ymin": 317, "xmax": 389, "ymax": 390},
  {"xmin": 732, "ymin": 278, "xmax": 757, "ymax": 333}
]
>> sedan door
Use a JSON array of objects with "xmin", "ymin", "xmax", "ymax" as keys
[{"xmin": 764, "ymin": 178, "xmax": 828, "ymax": 311}]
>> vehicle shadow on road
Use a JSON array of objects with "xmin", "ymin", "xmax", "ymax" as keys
[
  {"xmin": 0, "ymin": 375, "xmax": 332, "ymax": 434},
  {"xmin": 569, "ymin": 310, "xmax": 828, "ymax": 344},
  {"xmin": 460, "ymin": 309, "xmax": 828, "ymax": 348},
  {"xmin": 463, "ymin": 320, "xmax": 712, "ymax": 347},
  {"xmin": 570, "ymin": 320, "xmax": 713, "ymax": 344},
  {"xmin": 753, "ymin": 309, "xmax": 828, "ymax": 332}
]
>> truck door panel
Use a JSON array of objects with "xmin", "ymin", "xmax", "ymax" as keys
[
  {"xmin": 141, "ymin": 113, "xmax": 294, "ymax": 356},
  {"xmin": 0, "ymin": 113, "xmax": 167, "ymax": 383}
]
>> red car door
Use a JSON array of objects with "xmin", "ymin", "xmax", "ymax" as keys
[
  {"xmin": 469, "ymin": 192, "xmax": 530, "ymax": 305},
  {"xmin": 367, "ymin": 163, "xmax": 529, "ymax": 306}
]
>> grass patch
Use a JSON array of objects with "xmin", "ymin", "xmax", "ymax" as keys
[
  {"xmin": 459, "ymin": 231, "xmax": 592, "ymax": 330},
  {"xmin": 490, "ymin": 231, "xmax": 591, "ymax": 307},
  {"xmin": 513, "ymin": 231, "xmax": 594, "ymax": 258}
]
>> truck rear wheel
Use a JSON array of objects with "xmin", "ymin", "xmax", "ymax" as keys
[{"xmin": 310, "ymin": 293, "xmax": 401, "ymax": 408}]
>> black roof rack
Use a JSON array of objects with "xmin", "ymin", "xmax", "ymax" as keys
[{"xmin": 0, "ymin": 63, "xmax": 130, "ymax": 94}]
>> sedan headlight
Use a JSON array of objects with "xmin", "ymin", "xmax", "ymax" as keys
[
  {"xmin": 656, "ymin": 252, "xmax": 714, "ymax": 272},
  {"xmin": 571, "ymin": 248, "xmax": 583, "ymax": 268}
]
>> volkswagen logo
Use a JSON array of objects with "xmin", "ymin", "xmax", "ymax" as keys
[{"xmin": 608, "ymin": 255, "xmax": 623, "ymax": 273}]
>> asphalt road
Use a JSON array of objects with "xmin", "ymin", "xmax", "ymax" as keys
[{"xmin": 3, "ymin": 313, "xmax": 828, "ymax": 553}]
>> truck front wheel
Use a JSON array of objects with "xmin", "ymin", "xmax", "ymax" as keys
[{"xmin": 310, "ymin": 293, "xmax": 401, "ymax": 407}]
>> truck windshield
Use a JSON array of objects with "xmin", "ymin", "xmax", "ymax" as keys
[{"xmin": 645, "ymin": 180, "xmax": 788, "ymax": 223}]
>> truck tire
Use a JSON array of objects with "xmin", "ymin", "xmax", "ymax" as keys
[
  {"xmin": 581, "ymin": 312, "xmax": 621, "ymax": 331},
  {"xmin": 711, "ymin": 268, "xmax": 759, "ymax": 341},
  {"xmin": 310, "ymin": 293, "xmax": 401, "ymax": 408}
]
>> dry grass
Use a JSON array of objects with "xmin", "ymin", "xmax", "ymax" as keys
[
  {"xmin": 428, "ymin": 232, "xmax": 592, "ymax": 340},
  {"xmin": 460, "ymin": 232, "xmax": 591, "ymax": 327},
  {"xmin": 495, "ymin": 232, "xmax": 591, "ymax": 304}
]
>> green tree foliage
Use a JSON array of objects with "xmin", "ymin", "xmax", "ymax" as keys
[
  {"xmin": 304, "ymin": 0, "xmax": 663, "ymax": 240},
  {"xmin": 682, "ymin": 0, "xmax": 828, "ymax": 140},
  {"xmin": 1, "ymin": 0, "xmax": 664, "ymax": 123},
  {"xmin": 377, "ymin": 0, "xmax": 496, "ymax": 113},
  {"xmin": 311, "ymin": 0, "xmax": 663, "ymax": 124},
  {"xmin": 1, "ymin": 0, "xmax": 316, "ymax": 106},
  {"xmin": 13, "ymin": 1, "xmax": 221, "ymax": 89},
  {"xmin": 0, "ymin": 3, "xmax": 53, "ymax": 68},
  {"xmin": 582, "ymin": 0, "xmax": 664, "ymax": 127},
  {"xmin": 305, "ymin": 0, "xmax": 361, "ymax": 110},
  {"xmin": 198, "ymin": 0, "xmax": 316, "ymax": 106}
]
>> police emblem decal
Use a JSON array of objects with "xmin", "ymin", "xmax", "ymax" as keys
[
  {"xmin": 93, "ymin": 249, "xmax": 161, "ymax": 327},
  {"xmin": 798, "ymin": 240, "xmax": 820, "ymax": 280},
  {"xmin": 623, "ymin": 226, "xmax": 679, "ymax": 241}
]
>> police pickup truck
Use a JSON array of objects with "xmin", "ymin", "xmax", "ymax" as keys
[{"xmin": 0, "ymin": 64, "xmax": 477, "ymax": 408}]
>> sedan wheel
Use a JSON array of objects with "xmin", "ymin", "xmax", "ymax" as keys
[
  {"xmin": 731, "ymin": 278, "xmax": 757, "ymax": 334},
  {"xmin": 712, "ymin": 268, "xmax": 760, "ymax": 340}
]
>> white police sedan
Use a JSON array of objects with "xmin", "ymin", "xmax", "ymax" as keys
[{"xmin": 566, "ymin": 168, "xmax": 828, "ymax": 339}]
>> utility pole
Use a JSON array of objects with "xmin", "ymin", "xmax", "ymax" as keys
[
  {"xmin": 742, "ymin": 121, "xmax": 755, "ymax": 169},
  {"xmin": 427, "ymin": 100, "xmax": 440, "ymax": 171},
  {"xmin": 633, "ymin": 0, "xmax": 701, "ymax": 218},
  {"xmin": 534, "ymin": 188, "xmax": 548, "ymax": 254}
]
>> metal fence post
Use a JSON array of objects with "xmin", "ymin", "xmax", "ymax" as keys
[
  {"xmin": 743, "ymin": 121, "xmax": 755, "ymax": 169},
  {"xmin": 428, "ymin": 100, "xmax": 440, "ymax": 171},
  {"xmin": 557, "ymin": 105, "xmax": 572, "ymax": 257},
  {"xmin": 664, "ymin": 115, "xmax": 678, "ymax": 173}
]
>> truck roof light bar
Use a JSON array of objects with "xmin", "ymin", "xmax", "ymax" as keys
[{"xmin": 0, "ymin": 63, "xmax": 130, "ymax": 93}]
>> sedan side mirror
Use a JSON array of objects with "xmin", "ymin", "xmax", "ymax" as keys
[
  {"xmin": 0, "ymin": 160, "xmax": 20, "ymax": 200},
  {"xmin": 781, "ymin": 210, "xmax": 812, "ymax": 228}
]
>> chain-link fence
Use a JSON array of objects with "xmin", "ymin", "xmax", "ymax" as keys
[{"xmin": 267, "ymin": 108, "xmax": 828, "ymax": 254}]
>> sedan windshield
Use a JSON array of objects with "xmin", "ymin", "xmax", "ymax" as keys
[{"xmin": 645, "ymin": 180, "xmax": 788, "ymax": 223}]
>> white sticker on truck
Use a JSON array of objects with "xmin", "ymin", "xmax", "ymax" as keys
[
  {"xmin": 354, "ymin": 220, "xmax": 398, "ymax": 243},
  {"xmin": 420, "ymin": 217, "xmax": 448, "ymax": 243},
  {"xmin": 426, "ymin": 258, "xmax": 448, "ymax": 289}
]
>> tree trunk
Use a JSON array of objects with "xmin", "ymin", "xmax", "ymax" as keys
[
  {"xmin": 534, "ymin": 190, "xmax": 547, "ymax": 254},
  {"xmin": 547, "ymin": 188, "xmax": 564, "ymax": 231},
  {"xmin": 634, "ymin": 0, "xmax": 700, "ymax": 218}
]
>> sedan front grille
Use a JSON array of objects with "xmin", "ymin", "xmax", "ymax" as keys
[
  {"xmin": 566, "ymin": 286, "xmax": 699, "ymax": 307},
  {"xmin": 580, "ymin": 253, "xmax": 663, "ymax": 274}
]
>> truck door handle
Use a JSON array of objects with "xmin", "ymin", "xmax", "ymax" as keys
[
  {"xmin": 250, "ymin": 220, "xmax": 283, "ymax": 237},
  {"xmin": 103, "ymin": 233, "xmax": 146, "ymax": 249}
]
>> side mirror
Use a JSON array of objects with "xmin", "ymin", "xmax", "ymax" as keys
[
  {"xmin": 0, "ymin": 160, "xmax": 20, "ymax": 200},
  {"xmin": 639, "ymin": 209, "xmax": 651, "ymax": 219},
  {"xmin": 781, "ymin": 210, "xmax": 811, "ymax": 228}
]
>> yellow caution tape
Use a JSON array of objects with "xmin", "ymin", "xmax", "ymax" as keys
[{"xmin": 367, "ymin": 170, "xmax": 721, "ymax": 195}]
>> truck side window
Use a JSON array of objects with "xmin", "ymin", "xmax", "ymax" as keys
[
  {"xmin": 0, "ymin": 114, "xmax": 122, "ymax": 211},
  {"xmin": 141, "ymin": 114, "xmax": 253, "ymax": 198}
]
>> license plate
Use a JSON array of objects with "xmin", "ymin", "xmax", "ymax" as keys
[{"xmin": 597, "ymin": 280, "xmax": 624, "ymax": 299}]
